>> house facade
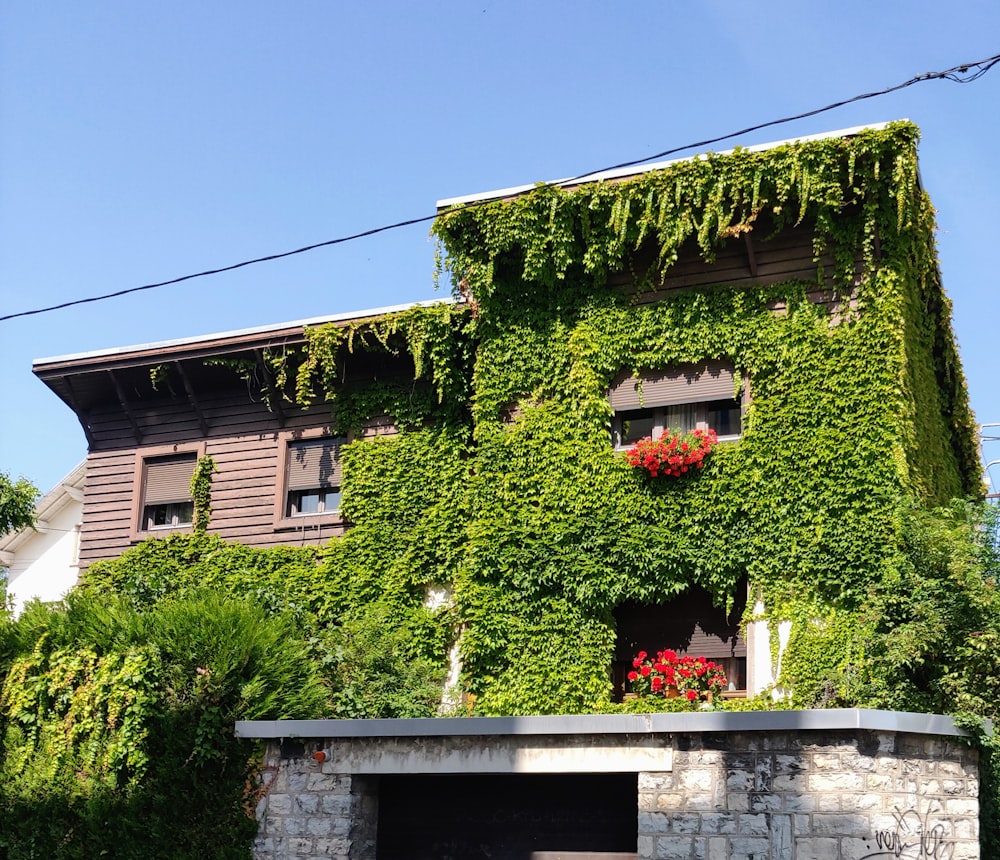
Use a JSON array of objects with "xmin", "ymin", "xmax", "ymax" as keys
[
  {"xmin": 32, "ymin": 303, "xmax": 442, "ymax": 569},
  {"xmin": 0, "ymin": 462, "xmax": 85, "ymax": 615},
  {"xmin": 33, "ymin": 122, "xmax": 979, "ymax": 710}
]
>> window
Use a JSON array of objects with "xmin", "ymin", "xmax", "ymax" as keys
[
  {"xmin": 287, "ymin": 488, "xmax": 340, "ymax": 517},
  {"xmin": 276, "ymin": 435, "xmax": 345, "ymax": 526},
  {"xmin": 609, "ymin": 360, "xmax": 742, "ymax": 448},
  {"xmin": 131, "ymin": 447, "xmax": 202, "ymax": 540},
  {"xmin": 612, "ymin": 583, "xmax": 748, "ymax": 700},
  {"xmin": 145, "ymin": 500, "xmax": 194, "ymax": 529}
]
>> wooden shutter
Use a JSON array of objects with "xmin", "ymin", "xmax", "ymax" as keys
[
  {"xmin": 286, "ymin": 438, "xmax": 343, "ymax": 490},
  {"xmin": 614, "ymin": 589, "xmax": 747, "ymax": 660},
  {"xmin": 608, "ymin": 360, "xmax": 736, "ymax": 410},
  {"xmin": 143, "ymin": 454, "xmax": 196, "ymax": 504},
  {"xmin": 685, "ymin": 623, "xmax": 747, "ymax": 659}
]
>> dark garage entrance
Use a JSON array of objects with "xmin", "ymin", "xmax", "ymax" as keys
[{"xmin": 376, "ymin": 772, "xmax": 638, "ymax": 859}]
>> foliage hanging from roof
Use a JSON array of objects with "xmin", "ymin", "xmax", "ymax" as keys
[{"xmin": 1, "ymin": 121, "xmax": 993, "ymax": 857}]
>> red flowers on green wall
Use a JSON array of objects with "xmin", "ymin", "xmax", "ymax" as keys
[
  {"xmin": 627, "ymin": 649, "xmax": 728, "ymax": 701},
  {"xmin": 625, "ymin": 428, "xmax": 718, "ymax": 478}
]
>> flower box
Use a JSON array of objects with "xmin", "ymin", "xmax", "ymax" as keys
[
  {"xmin": 626, "ymin": 649, "xmax": 727, "ymax": 703},
  {"xmin": 624, "ymin": 428, "xmax": 718, "ymax": 478}
]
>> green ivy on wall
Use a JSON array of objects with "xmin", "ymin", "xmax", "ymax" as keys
[
  {"xmin": 1, "ymin": 121, "xmax": 992, "ymax": 857},
  {"xmin": 427, "ymin": 121, "xmax": 979, "ymax": 713},
  {"xmin": 188, "ymin": 121, "xmax": 979, "ymax": 715},
  {"xmin": 190, "ymin": 455, "xmax": 217, "ymax": 534}
]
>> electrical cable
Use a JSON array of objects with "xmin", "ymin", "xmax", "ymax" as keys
[
  {"xmin": 0, "ymin": 213, "xmax": 440, "ymax": 322},
  {"xmin": 564, "ymin": 52, "xmax": 1000, "ymax": 182},
  {"xmin": 2, "ymin": 51, "xmax": 998, "ymax": 325}
]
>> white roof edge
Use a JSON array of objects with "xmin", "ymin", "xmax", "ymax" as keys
[
  {"xmin": 0, "ymin": 461, "xmax": 86, "ymax": 553},
  {"xmin": 33, "ymin": 298, "xmax": 454, "ymax": 367},
  {"xmin": 436, "ymin": 121, "xmax": 901, "ymax": 209}
]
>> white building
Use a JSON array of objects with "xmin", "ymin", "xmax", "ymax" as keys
[{"xmin": 0, "ymin": 462, "xmax": 85, "ymax": 615}]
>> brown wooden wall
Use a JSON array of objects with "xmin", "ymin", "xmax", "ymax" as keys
[
  {"xmin": 79, "ymin": 392, "xmax": 344, "ymax": 568},
  {"xmin": 613, "ymin": 223, "xmax": 860, "ymax": 321}
]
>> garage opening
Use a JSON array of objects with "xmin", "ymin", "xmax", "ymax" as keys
[{"xmin": 375, "ymin": 772, "xmax": 638, "ymax": 859}]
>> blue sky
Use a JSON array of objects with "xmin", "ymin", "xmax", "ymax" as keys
[{"xmin": 2, "ymin": 2, "xmax": 999, "ymax": 495}]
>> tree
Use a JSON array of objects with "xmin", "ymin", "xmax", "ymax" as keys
[{"xmin": 0, "ymin": 471, "xmax": 38, "ymax": 537}]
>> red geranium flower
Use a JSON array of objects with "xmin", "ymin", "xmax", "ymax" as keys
[
  {"xmin": 624, "ymin": 428, "xmax": 718, "ymax": 479},
  {"xmin": 626, "ymin": 645, "xmax": 728, "ymax": 705}
]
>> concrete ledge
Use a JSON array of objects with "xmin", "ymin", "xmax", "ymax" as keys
[
  {"xmin": 313, "ymin": 734, "xmax": 674, "ymax": 774},
  {"xmin": 235, "ymin": 708, "xmax": 970, "ymax": 740}
]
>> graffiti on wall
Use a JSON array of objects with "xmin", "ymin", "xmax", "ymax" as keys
[{"xmin": 861, "ymin": 808, "xmax": 954, "ymax": 859}]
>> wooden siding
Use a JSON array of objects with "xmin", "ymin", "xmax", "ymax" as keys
[
  {"xmin": 616, "ymin": 223, "xmax": 861, "ymax": 319},
  {"xmin": 78, "ymin": 393, "xmax": 346, "ymax": 567}
]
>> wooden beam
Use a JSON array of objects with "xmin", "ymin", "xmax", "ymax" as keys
[
  {"xmin": 107, "ymin": 370, "xmax": 143, "ymax": 444},
  {"xmin": 253, "ymin": 349, "xmax": 286, "ymax": 427},
  {"xmin": 743, "ymin": 233, "xmax": 759, "ymax": 278},
  {"xmin": 63, "ymin": 375, "xmax": 96, "ymax": 450},
  {"xmin": 174, "ymin": 361, "xmax": 210, "ymax": 436}
]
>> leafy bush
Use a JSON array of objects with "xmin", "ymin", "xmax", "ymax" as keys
[
  {"xmin": 321, "ymin": 601, "xmax": 449, "ymax": 718},
  {"xmin": 0, "ymin": 591, "xmax": 330, "ymax": 859}
]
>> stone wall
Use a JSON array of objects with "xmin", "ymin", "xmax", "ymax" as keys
[
  {"xmin": 252, "ymin": 744, "xmax": 378, "ymax": 860},
  {"xmin": 238, "ymin": 711, "xmax": 981, "ymax": 860},
  {"xmin": 638, "ymin": 730, "xmax": 979, "ymax": 860}
]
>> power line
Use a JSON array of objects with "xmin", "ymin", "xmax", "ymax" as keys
[
  {"xmin": 3, "ymin": 51, "xmax": 999, "ymax": 325},
  {"xmin": 0, "ymin": 213, "xmax": 440, "ymax": 323},
  {"xmin": 566, "ymin": 51, "xmax": 1000, "ymax": 182}
]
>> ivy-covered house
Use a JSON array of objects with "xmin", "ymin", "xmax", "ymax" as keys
[{"xmin": 33, "ymin": 121, "xmax": 979, "ymax": 710}]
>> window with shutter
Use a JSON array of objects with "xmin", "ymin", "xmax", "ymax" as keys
[
  {"xmin": 283, "ymin": 437, "xmax": 345, "ymax": 518},
  {"xmin": 608, "ymin": 360, "xmax": 742, "ymax": 449},
  {"xmin": 140, "ymin": 453, "xmax": 196, "ymax": 531},
  {"xmin": 612, "ymin": 584, "xmax": 749, "ymax": 700}
]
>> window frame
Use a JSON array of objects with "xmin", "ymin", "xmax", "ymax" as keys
[
  {"xmin": 612, "ymin": 581, "xmax": 750, "ymax": 701},
  {"xmin": 612, "ymin": 399, "xmax": 743, "ymax": 449},
  {"xmin": 129, "ymin": 442, "xmax": 205, "ymax": 542},
  {"xmin": 609, "ymin": 361, "xmax": 744, "ymax": 450},
  {"xmin": 273, "ymin": 430, "xmax": 347, "ymax": 530}
]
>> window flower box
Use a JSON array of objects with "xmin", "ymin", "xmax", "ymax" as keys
[
  {"xmin": 626, "ymin": 649, "xmax": 727, "ymax": 702},
  {"xmin": 624, "ymin": 428, "xmax": 718, "ymax": 478}
]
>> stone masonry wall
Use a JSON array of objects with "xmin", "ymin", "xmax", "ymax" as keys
[
  {"xmin": 252, "ymin": 743, "xmax": 377, "ymax": 860},
  {"xmin": 251, "ymin": 728, "xmax": 979, "ymax": 860},
  {"xmin": 638, "ymin": 730, "xmax": 979, "ymax": 859}
]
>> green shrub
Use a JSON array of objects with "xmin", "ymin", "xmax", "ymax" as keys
[{"xmin": 0, "ymin": 591, "xmax": 329, "ymax": 859}]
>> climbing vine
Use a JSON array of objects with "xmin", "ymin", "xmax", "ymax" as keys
[
  {"xmin": 287, "ymin": 302, "xmax": 473, "ymax": 423},
  {"xmin": 428, "ymin": 121, "xmax": 979, "ymax": 713},
  {"xmin": 211, "ymin": 121, "xmax": 979, "ymax": 716},
  {"xmin": 1, "ymin": 121, "xmax": 992, "ymax": 855},
  {"xmin": 190, "ymin": 455, "xmax": 217, "ymax": 534}
]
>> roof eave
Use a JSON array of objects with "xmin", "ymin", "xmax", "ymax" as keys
[
  {"xmin": 435, "ymin": 121, "xmax": 903, "ymax": 210},
  {"xmin": 33, "ymin": 298, "xmax": 455, "ymax": 374}
]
